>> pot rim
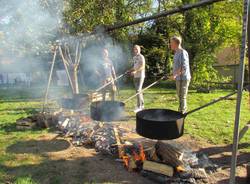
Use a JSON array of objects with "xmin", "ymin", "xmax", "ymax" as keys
[{"xmin": 136, "ymin": 108, "xmax": 185, "ymax": 122}]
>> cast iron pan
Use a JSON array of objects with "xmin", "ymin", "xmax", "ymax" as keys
[
  {"xmin": 136, "ymin": 109, "xmax": 185, "ymax": 140},
  {"xmin": 136, "ymin": 90, "xmax": 239, "ymax": 140}
]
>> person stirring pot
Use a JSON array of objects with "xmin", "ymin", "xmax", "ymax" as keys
[
  {"xmin": 101, "ymin": 48, "xmax": 117, "ymax": 101},
  {"xmin": 170, "ymin": 36, "xmax": 191, "ymax": 114},
  {"xmin": 128, "ymin": 45, "xmax": 146, "ymax": 113}
]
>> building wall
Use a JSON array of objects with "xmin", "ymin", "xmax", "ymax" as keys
[{"xmin": 213, "ymin": 64, "xmax": 248, "ymax": 83}]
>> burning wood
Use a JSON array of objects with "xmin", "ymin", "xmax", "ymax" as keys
[
  {"xmin": 122, "ymin": 143, "xmax": 145, "ymax": 171},
  {"xmin": 23, "ymin": 109, "xmax": 215, "ymax": 183}
]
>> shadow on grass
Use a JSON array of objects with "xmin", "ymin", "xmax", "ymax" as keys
[
  {"xmin": 198, "ymin": 143, "xmax": 250, "ymax": 168},
  {"xmin": 217, "ymin": 177, "xmax": 249, "ymax": 184},
  {"xmin": 2, "ymin": 138, "xmax": 150, "ymax": 184},
  {"xmin": 6, "ymin": 139, "xmax": 70, "ymax": 154},
  {"xmin": 143, "ymin": 91, "xmax": 198, "ymax": 95},
  {"xmin": 0, "ymin": 107, "xmax": 40, "ymax": 115},
  {"xmin": 0, "ymin": 99, "xmax": 42, "ymax": 103},
  {"xmin": 0, "ymin": 122, "xmax": 45, "ymax": 133}
]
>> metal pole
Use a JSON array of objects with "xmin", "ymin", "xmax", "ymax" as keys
[
  {"xmin": 104, "ymin": 0, "xmax": 225, "ymax": 32},
  {"xmin": 248, "ymin": 0, "xmax": 250, "ymax": 108},
  {"xmin": 95, "ymin": 73, "xmax": 127, "ymax": 92},
  {"xmin": 123, "ymin": 76, "xmax": 165, "ymax": 103},
  {"xmin": 229, "ymin": 0, "xmax": 249, "ymax": 183}
]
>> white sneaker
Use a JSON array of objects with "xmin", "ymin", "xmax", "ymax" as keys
[{"xmin": 134, "ymin": 108, "xmax": 142, "ymax": 113}]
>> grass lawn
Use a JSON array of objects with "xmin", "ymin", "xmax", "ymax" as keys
[{"xmin": 0, "ymin": 85, "xmax": 249, "ymax": 183}]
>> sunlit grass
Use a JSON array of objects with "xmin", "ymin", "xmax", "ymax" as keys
[{"xmin": 0, "ymin": 86, "xmax": 249, "ymax": 183}]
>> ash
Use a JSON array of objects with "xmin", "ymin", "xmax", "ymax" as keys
[
  {"xmin": 57, "ymin": 114, "xmax": 127, "ymax": 155},
  {"xmin": 55, "ymin": 113, "xmax": 218, "ymax": 184}
]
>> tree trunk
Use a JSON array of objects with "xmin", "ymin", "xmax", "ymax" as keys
[{"xmin": 70, "ymin": 66, "xmax": 79, "ymax": 94}]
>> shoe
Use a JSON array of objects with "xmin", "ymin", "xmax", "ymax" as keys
[{"xmin": 134, "ymin": 108, "xmax": 142, "ymax": 113}]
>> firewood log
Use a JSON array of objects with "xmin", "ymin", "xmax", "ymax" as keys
[
  {"xmin": 155, "ymin": 141, "xmax": 184, "ymax": 168},
  {"xmin": 143, "ymin": 160, "xmax": 174, "ymax": 177},
  {"xmin": 113, "ymin": 127, "xmax": 124, "ymax": 158},
  {"xmin": 144, "ymin": 147, "xmax": 161, "ymax": 162}
]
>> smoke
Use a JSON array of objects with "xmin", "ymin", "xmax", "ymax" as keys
[
  {"xmin": 81, "ymin": 34, "xmax": 132, "ymax": 89},
  {"xmin": 0, "ymin": 0, "xmax": 134, "ymax": 103},
  {"xmin": 0, "ymin": 0, "xmax": 61, "ymax": 89},
  {"xmin": 0, "ymin": 0, "xmax": 61, "ymax": 57}
]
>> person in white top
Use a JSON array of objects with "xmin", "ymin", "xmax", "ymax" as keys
[
  {"xmin": 128, "ymin": 45, "xmax": 145, "ymax": 112},
  {"xmin": 101, "ymin": 48, "xmax": 117, "ymax": 101}
]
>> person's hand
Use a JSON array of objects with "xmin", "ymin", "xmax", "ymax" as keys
[
  {"xmin": 169, "ymin": 75, "xmax": 176, "ymax": 80},
  {"xmin": 126, "ymin": 69, "xmax": 135, "ymax": 76}
]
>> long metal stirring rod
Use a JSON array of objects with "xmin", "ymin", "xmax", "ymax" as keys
[
  {"xmin": 123, "ymin": 76, "xmax": 166, "ymax": 103},
  {"xmin": 95, "ymin": 72, "xmax": 128, "ymax": 92}
]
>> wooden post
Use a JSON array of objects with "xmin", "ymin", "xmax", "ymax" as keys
[
  {"xmin": 42, "ymin": 46, "xmax": 57, "ymax": 111},
  {"xmin": 58, "ymin": 46, "xmax": 75, "ymax": 93}
]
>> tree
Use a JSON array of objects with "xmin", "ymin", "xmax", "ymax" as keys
[{"xmin": 134, "ymin": 0, "xmax": 242, "ymax": 85}]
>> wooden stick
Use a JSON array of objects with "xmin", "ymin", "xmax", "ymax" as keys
[
  {"xmin": 42, "ymin": 46, "xmax": 57, "ymax": 112},
  {"xmin": 59, "ymin": 46, "xmax": 75, "ymax": 93},
  {"xmin": 65, "ymin": 44, "xmax": 73, "ymax": 65}
]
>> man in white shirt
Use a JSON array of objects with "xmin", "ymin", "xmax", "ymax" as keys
[{"xmin": 129, "ymin": 45, "xmax": 145, "ymax": 112}]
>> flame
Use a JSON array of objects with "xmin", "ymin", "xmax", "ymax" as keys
[
  {"xmin": 122, "ymin": 155, "xmax": 130, "ymax": 168},
  {"xmin": 122, "ymin": 144, "xmax": 145, "ymax": 170}
]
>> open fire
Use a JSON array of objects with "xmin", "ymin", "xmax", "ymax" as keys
[
  {"xmin": 16, "ymin": 108, "xmax": 216, "ymax": 183},
  {"xmin": 121, "ymin": 143, "xmax": 145, "ymax": 171}
]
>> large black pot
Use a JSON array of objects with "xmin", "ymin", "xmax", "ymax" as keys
[
  {"xmin": 90, "ymin": 101, "xmax": 125, "ymax": 122},
  {"xmin": 136, "ymin": 91, "xmax": 239, "ymax": 140},
  {"xmin": 136, "ymin": 109, "xmax": 185, "ymax": 140}
]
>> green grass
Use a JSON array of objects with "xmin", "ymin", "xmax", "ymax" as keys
[
  {"xmin": 118, "ymin": 86, "xmax": 250, "ymax": 146},
  {"xmin": 0, "ymin": 86, "xmax": 249, "ymax": 183}
]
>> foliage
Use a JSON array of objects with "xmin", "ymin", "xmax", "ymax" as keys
[
  {"xmin": 134, "ymin": 0, "xmax": 243, "ymax": 85},
  {"xmin": 0, "ymin": 0, "xmax": 245, "ymax": 85},
  {"xmin": 0, "ymin": 0, "xmax": 62, "ymax": 57},
  {"xmin": 63, "ymin": 0, "xmax": 152, "ymax": 36}
]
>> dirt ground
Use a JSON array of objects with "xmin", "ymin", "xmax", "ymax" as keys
[{"xmin": 5, "ymin": 132, "xmax": 249, "ymax": 184}]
